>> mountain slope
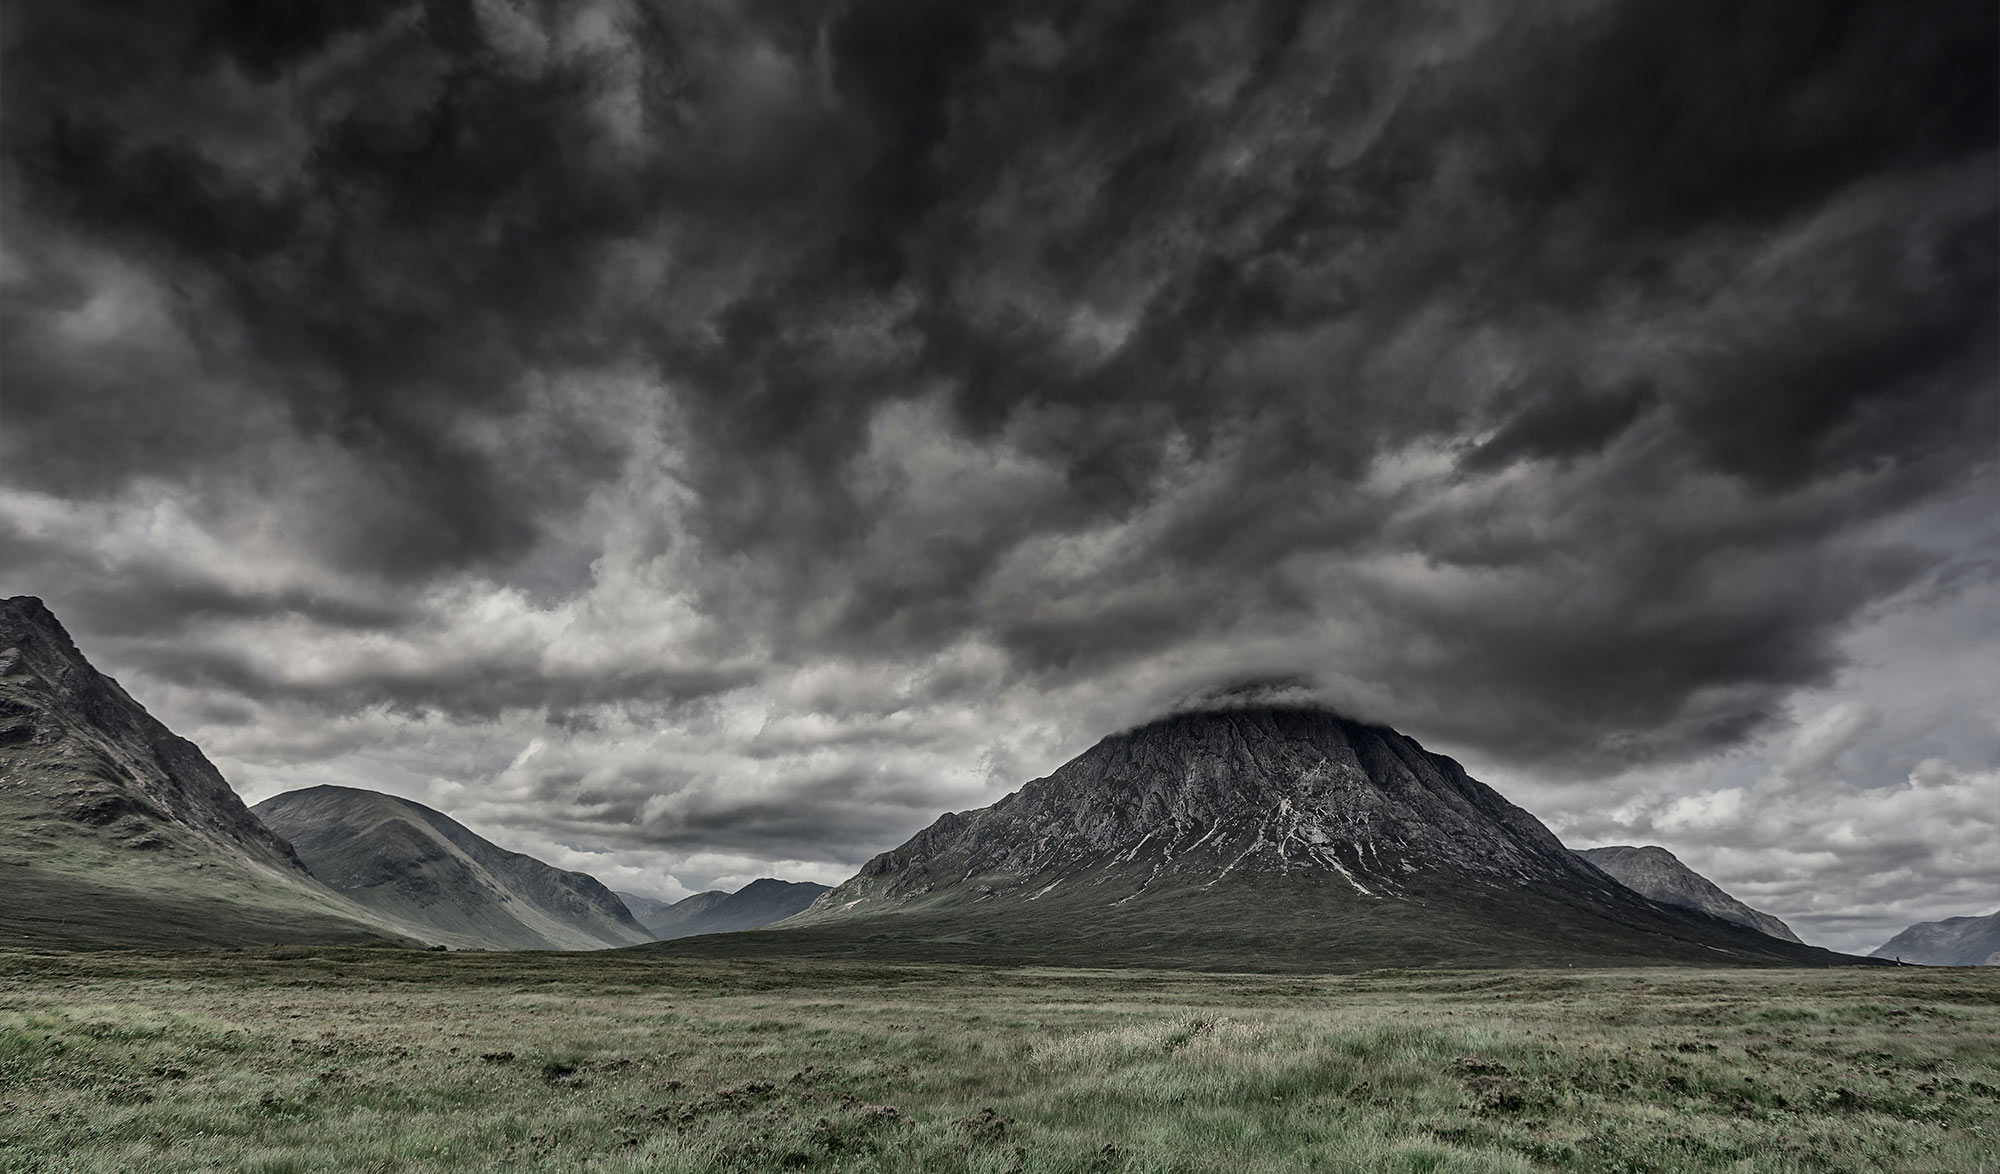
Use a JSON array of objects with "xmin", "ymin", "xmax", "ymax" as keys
[
  {"xmin": 1576, "ymin": 845, "xmax": 1802, "ymax": 943},
  {"xmin": 678, "ymin": 708, "xmax": 1879, "ymax": 971},
  {"xmin": 636, "ymin": 879, "xmax": 830, "ymax": 940},
  {"xmin": 0, "ymin": 596, "xmax": 409, "ymax": 948},
  {"xmin": 254, "ymin": 786, "xmax": 652, "ymax": 951},
  {"xmin": 1869, "ymin": 911, "xmax": 2000, "ymax": 966},
  {"xmin": 615, "ymin": 891, "xmax": 674, "ymax": 922}
]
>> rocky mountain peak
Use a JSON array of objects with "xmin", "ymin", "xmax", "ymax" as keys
[
  {"xmin": 821, "ymin": 706, "xmax": 1620, "ymax": 910},
  {"xmin": 1, "ymin": 595, "xmax": 307, "ymax": 874},
  {"xmin": 779, "ymin": 705, "xmax": 1867, "ymax": 970}
]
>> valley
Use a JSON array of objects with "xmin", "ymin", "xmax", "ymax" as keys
[{"xmin": 6, "ymin": 594, "xmax": 1994, "ymax": 1172}]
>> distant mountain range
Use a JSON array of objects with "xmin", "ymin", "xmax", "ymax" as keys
[
  {"xmin": 1870, "ymin": 911, "xmax": 2000, "ymax": 966},
  {"xmin": 714, "ymin": 708, "xmax": 1877, "ymax": 970},
  {"xmin": 1575, "ymin": 845, "xmax": 1801, "ymax": 942},
  {"xmin": 619, "ymin": 879, "xmax": 829, "ymax": 940},
  {"xmin": 0, "ymin": 596, "xmax": 406, "ymax": 948},
  {"xmin": 0, "ymin": 597, "xmax": 1896, "ymax": 969},
  {"xmin": 254, "ymin": 786, "xmax": 652, "ymax": 951}
]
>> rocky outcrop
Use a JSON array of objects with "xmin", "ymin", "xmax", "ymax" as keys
[
  {"xmin": 2, "ymin": 597, "xmax": 310, "ymax": 871},
  {"xmin": 1576, "ymin": 845, "xmax": 1802, "ymax": 943}
]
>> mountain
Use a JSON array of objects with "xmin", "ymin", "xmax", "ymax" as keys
[
  {"xmin": 634, "ymin": 878, "xmax": 830, "ymax": 940},
  {"xmin": 1869, "ymin": 911, "xmax": 2000, "ymax": 966},
  {"xmin": 615, "ymin": 890, "xmax": 674, "ymax": 921},
  {"xmin": 0, "ymin": 596, "xmax": 408, "ymax": 948},
  {"xmin": 1575, "ymin": 845, "xmax": 1802, "ymax": 943},
  {"xmin": 253, "ymin": 785, "xmax": 653, "ymax": 951},
  {"xmin": 678, "ymin": 708, "xmax": 1880, "ymax": 970}
]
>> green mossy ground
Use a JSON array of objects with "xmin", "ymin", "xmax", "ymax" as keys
[{"xmin": 2, "ymin": 947, "xmax": 1994, "ymax": 1171}]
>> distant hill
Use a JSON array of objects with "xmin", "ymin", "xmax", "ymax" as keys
[
  {"xmin": 615, "ymin": 890, "xmax": 674, "ymax": 921},
  {"xmin": 254, "ymin": 786, "xmax": 652, "ymax": 951},
  {"xmin": 677, "ymin": 708, "xmax": 1883, "ymax": 971},
  {"xmin": 1575, "ymin": 845, "xmax": 1801, "ymax": 942},
  {"xmin": 0, "ymin": 596, "xmax": 409, "ymax": 948},
  {"xmin": 632, "ymin": 878, "xmax": 830, "ymax": 940},
  {"xmin": 1869, "ymin": 911, "xmax": 2000, "ymax": 966}
]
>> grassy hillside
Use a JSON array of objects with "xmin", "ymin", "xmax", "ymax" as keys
[
  {"xmin": 253, "ymin": 786, "xmax": 651, "ymax": 952},
  {"xmin": 0, "ymin": 754, "xmax": 411, "ymax": 950},
  {"xmin": 0, "ymin": 948, "xmax": 1993, "ymax": 1172}
]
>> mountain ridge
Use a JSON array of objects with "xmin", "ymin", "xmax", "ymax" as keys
[
  {"xmin": 1869, "ymin": 911, "xmax": 2000, "ymax": 966},
  {"xmin": 1575, "ymin": 845, "xmax": 1801, "ymax": 943},
  {"xmin": 254, "ymin": 785, "xmax": 652, "ymax": 951}
]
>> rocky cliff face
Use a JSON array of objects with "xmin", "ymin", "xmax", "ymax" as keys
[
  {"xmin": 1576, "ymin": 845, "xmax": 1802, "ymax": 943},
  {"xmin": 785, "ymin": 707, "xmax": 1874, "ymax": 970},
  {"xmin": 1, "ymin": 597, "xmax": 309, "ymax": 871},
  {"xmin": 0, "ymin": 596, "xmax": 405, "ymax": 947},
  {"xmin": 1869, "ymin": 911, "xmax": 2000, "ymax": 966},
  {"xmin": 254, "ymin": 785, "xmax": 653, "ymax": 951}
]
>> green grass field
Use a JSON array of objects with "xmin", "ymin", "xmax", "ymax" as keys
[{"xmin": 1, "ymin": 947, "xmax": 1995, "ymax": 1172}]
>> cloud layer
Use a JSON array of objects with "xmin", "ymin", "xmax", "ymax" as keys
[{"xmin": 3, "ymin": 0, "xmax": 1994, "ymax": 944}]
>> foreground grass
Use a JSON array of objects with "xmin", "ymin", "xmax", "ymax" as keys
[{"xmin": 0, "ymin": 949, "xmax": 1995, "ymax": 1172}]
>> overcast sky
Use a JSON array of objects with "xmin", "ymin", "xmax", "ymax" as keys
[{"xmin": 3, "ymin": 1, "xmax": 1994, "ymax": 953}]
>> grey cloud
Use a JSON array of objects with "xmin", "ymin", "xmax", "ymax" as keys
[
  {"xmin": 1563, "ymin": 753, "xmax": 2000, "ymax": 955},
  {"xmin": 1462, "ymin": 380, "xmax": 1658, "ymax": 472},
  {"xmin": 512, "ymin": 751, "xmax": 955, "ymax": 863},
  {"xmin": 121, "ymin": 640, "xmax": 757, "ymax": 722},
  {"xmin": 2, "ymin": 1, "xmax": 1994, "ymax": 901},
  {"xmin": 15, "ymin": 563, "xmax": 415, "ymax": 641}
]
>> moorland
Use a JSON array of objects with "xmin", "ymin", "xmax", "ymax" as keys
[{"xmin": 2, "ymin": 947, "xmax": 1995, "ymax": 1173}]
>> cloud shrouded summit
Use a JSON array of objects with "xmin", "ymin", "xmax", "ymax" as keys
[{"xmin": 2, "ymin": 0, "xmax": 1994, "ymax": 950}]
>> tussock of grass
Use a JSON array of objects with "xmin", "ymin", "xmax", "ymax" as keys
[{"xmin": 0, "ymin": 949, "xmax": 1994, "ymax": 1172}]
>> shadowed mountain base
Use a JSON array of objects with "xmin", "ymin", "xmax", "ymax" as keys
[
  {"xmin": 0, "ymin": 857, "xmax": 400, "ymax": 950},
  {"xmin": 645, "ymin": 872, "xmax": 1877, "ymax": 972}
]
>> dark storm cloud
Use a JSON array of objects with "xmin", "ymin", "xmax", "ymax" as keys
[
  {"xmin": 631, "ymin": 760, "xmax": 947, "ymax": 860},
  {"xmin": 655, "ymin": 0, "xmax": 1995, "ymax": 698},
  {"xmin": 0, "ymin": 524, "xmax": 418, "ymax": 635},
  {"xmin": 123, "ymin": 638, "xmax": 759, "ymax": 721},
  {"xmin": 2, "ymin": 0, "xmax": 1995, "ymax": 876},
  {"xmin": 5, "ymin": 0, "xmax": 704, "ymax": 575},
  {"xmin": 1461, "ymin": 380, "xmax": 1658, "ymax": 473}
]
